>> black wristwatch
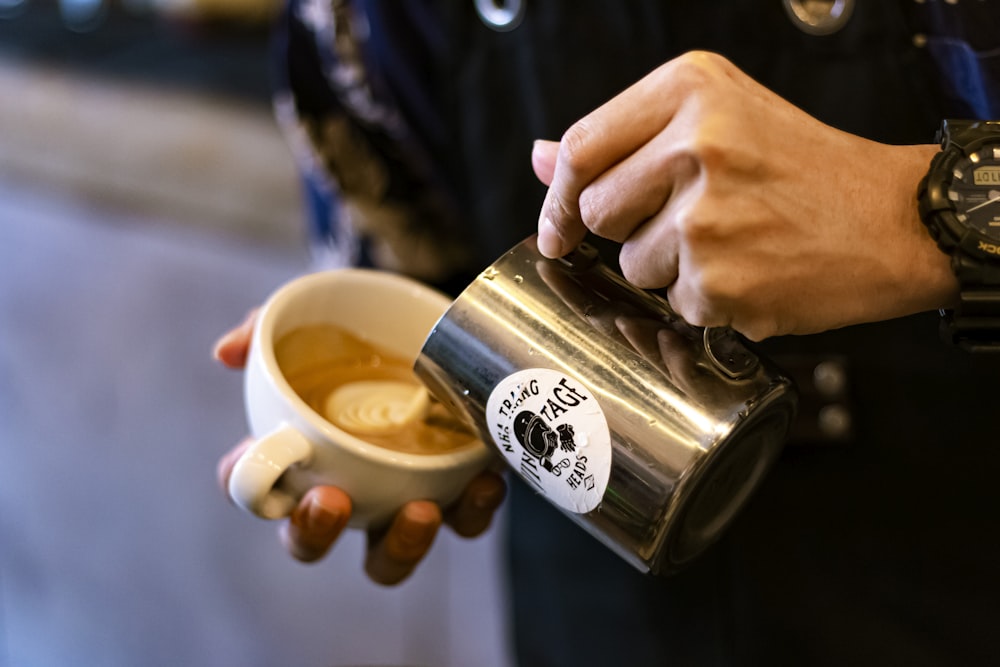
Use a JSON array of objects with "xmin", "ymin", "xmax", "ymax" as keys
[{"xmin": 917, "ymin": 119, "xmax": 1000, "ymax": 353}]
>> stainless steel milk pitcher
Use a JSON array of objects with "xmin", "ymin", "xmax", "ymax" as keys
[{"xmin": 415, "ymin": 236, "xmax": 798, "ymax": 574}]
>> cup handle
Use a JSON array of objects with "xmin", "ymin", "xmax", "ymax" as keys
[{"xmin": 228, "ymin": 424, "xmax": 313, "ymax": 519}]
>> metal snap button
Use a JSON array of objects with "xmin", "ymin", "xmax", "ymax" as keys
[
  {"xmin": 474, "ymin": 0, "xmax": 525, "ymax": 32},
  {"xmin": 818, "ymin": 403, "xmax": 852, "ymax": 440},
  {"xmin": 783, "ymin": 0, "xmax": 854, "ymax": 36}
]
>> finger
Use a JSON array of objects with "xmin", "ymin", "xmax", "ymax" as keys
[
  {"xmin": 444, "ymin": 470, "xmax": 507, "ymax": 538},
  {"xmin": 531, "ymin": 139, "xmax": 559, "ymax": 185},
  {"xmin": 212, "ymin": 308, "xmax": 258, "ymax": 369},
  {"xmin": 536, "ymin": 62, "xmax": 690, "ymax": 258},
  {"xmin": 365, "ymin": 501, "xmax": 442, "ymax": 586},
  {"xmin": 216, "ymin": 436, "xmax": 254, "ymax": 499},
  {"xmin": 537, "ymin": 178, "xmax": 589, "ymax": 258},
  {"xmin": 578, "ymin": 129, "xmax": 698, "ymax": 245},
  {"xmin": 666, "ymin": 274, "xmax": 726, "ymax": 331},
  {"xmin": 538, "ymin": 52, "xmax": 743, "ymax": 259},
  {"xmin": 281, "ymin": 486, "xmax": 352, "ymax": 563},
  {"xmin": 618, "ymin": 206, "xmax": 682, "ymax": 289}
]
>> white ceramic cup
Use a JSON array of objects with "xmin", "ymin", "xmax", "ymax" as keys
[{"xmin": 228, "ymin": 269, "xmax": 493, "ymax": 528}]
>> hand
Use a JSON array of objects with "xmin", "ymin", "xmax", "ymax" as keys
[
  {"xmin": 213, "ymin": 309, "xmax": 507, "ymax": 585},
  {"xmin": 532, "ymin": 51, "xmax": 958, "ymax": 341}
]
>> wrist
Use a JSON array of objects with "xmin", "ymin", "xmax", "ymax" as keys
[
  {"xmin": 872, "ymin": 143, "xmax": 958, "ymax": 318},
  {"xmin": 909, "ymin": 144, "xmax": 962, "ymax": 311}
]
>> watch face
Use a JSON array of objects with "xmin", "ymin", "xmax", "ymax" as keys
[{"xmin": 948, "ymin": 144, "xmax": 1000, "ymax": 241}]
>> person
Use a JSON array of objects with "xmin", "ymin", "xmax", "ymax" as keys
[{"xmin": 215, "ymin": 2, "xmax": 1000, "ymax": 664}]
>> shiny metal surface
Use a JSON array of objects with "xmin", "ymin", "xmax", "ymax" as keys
[
  {"xmin": 473, "ymin": 0, "xmax": 524, "ymax": 32},
  {"xmin": 783, "ymin": 0, "xmax": 854, "ymax": 36},
  {"xmin": 416, "ymin": 237, "xmax": 798, "ymax": 574}
]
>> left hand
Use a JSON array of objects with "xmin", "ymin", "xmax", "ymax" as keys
[
  {"xmin": 213, "ymin": 310, "xmax": 506, "ymax": 585},
  {"xmin": 532, "ymin": 51, "xmax": 957, "ymax": 341}
]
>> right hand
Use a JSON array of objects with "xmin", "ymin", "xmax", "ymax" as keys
[
  {"xmin": 531, "ymin": 52, "xmax": 955, "ymax": 341},
  {"xmin": 212, "ymin": 309, "xmax": 507, "ymax": 586}
]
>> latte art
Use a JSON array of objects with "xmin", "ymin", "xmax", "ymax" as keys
[
  {"xmin": 274, "ymin": 323, "xmax": 476, "ymax": 455},
  {"xmin": 324, "ymin": 380, "xmax": 431, "ymax": 436}
]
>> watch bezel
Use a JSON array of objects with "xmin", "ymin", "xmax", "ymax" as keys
[
  {"xmin": 920, "ymin": 139, "xmax": 1000, "ymax": 261},
  {"xmin": 918, "ymin": 120, "xmax": 1000, "ymax": 352}
]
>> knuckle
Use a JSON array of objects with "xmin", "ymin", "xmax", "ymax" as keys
[
  {"xmin": 620, "ymin": 244, "xmax": 676, "ymax": 290},
  {"xmin": 675, "ymin": 207, "xmax": 718, "ymax": 250},
  {"xmin": 674, "ymin": 298, "xmax": 717, "ymax": 330},
  {"xmin": 558, "ymin": 120, "xmax": 596, "ymax": 176},
  {"xmin": 578, "ymin": 187, "xmax": 614, "ymax": 235},
  {"xmin": 729, "ymin": 308, "xmax": 781, "ymax": 341},
  {"xmin": 619, "ymin": 251, "xmax": 651, "ymax": 289},
  {"xmin": 664, "ymin": 51, "xmax": 720, "ymax": 93},
  {"xmin": 688, "ymin": 136, "xmax": 728, "ymax": 172},
  {"xmin": 672, "ymin": 272, "xmax": 729, "ymax": 329},
  {"xmin": 544, "ymin": 188, "xmax": 578, "ymax": 235},
  {"xmin": 670, "ymin": 50, "xmax": 731, "ymax": 84},
  {"xmin": 739, "ymin": 322, "xmax": 776, "ymax": 343},
  {"xmin": 699, "ymin": 266, "xmax": 742, "ymax": 308},
  {"xmin": 671, "ymin": 128, "xmax": 727, "ymax": 178},
  {"xmin": 691, "ymin": 279, "xmax": 781, "ymax": 341}
]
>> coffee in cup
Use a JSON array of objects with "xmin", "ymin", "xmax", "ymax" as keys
[
  {"xmin": 274, "ymin": 322, "xmax": 477, "ymax": 455},
  {"xmin": 228, "ymin": 269, "xmax": 493, "ymax": 527}
]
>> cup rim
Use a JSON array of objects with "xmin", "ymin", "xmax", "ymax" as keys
[{"xmin": 255, "ymin": 268, "xmax": 489, "ymax": 470}]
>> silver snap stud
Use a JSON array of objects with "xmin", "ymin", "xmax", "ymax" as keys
[
  {"xmin": 813, "ymin": 360, "xmax": 848, "ymax": 397},
  {"xmin": 783, "ymin": 0, "xmax": 855, "ymax": 36},
  {"xmin": 818, "ymin": 404, "xmax": 853, "ymax": 440},
  {"xmin": 474, "ymin": 0, "xmax": 525, "ymax": 32}
]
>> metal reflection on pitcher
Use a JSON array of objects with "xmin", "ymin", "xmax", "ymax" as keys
[{"xmin": 416, "ymin": 236, "xmax": 798, "ymax": 574}]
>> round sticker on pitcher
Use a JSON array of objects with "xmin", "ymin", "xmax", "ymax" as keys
[{"xmin": 486, "ymin": 369, "xmax": 611, "ymax": 514}]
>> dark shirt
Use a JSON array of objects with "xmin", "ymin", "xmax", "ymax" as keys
[
  {"xmin": 272, "ymin": 3, "xmax": 1000, "ymax": 665},
  {"xmin": 273, "ymin": 1, "xmax": 1000, "ymax": 277}
]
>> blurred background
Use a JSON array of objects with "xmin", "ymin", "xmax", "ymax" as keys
[{"xmin": 0, "ymin": 2, "xmax": 513, "ymax": 665}]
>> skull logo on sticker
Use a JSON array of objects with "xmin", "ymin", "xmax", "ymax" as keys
[{"xmin": 486, "ymin": 369, "xmax": 611, "ymax": 514}]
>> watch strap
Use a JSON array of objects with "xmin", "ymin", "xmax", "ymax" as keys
[
  {"xmin": 942, "ymin": 257, "xmax": 1000, "ymax": 353},
  {"xmin": 942, "ymin": 295, "xmax": 1000, "ymax": 353}
]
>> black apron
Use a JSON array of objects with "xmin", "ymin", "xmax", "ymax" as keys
[{"xmin": 276, "ymin": 2, "xmax": 1000, "ymax": 664}]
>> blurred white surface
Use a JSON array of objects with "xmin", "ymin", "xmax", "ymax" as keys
[{"xmin": 0, "ymin": 59, "xmax": 513, "ymax": 667}]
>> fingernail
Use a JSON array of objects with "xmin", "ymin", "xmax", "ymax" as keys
[
  {"xmin": 537, "ymin": 216, "xmax": 563, "ymax": 258},
  {"xmin": 306, "ymin": 495, "xmax": 342, "ymax": 534}
]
